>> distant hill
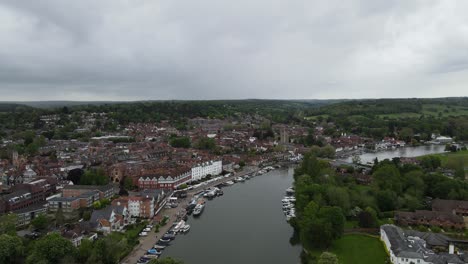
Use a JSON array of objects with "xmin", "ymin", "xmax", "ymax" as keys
[
  {"xmin": 308, "ymin": 97, "xmax": 468, "ymax": 118},
  {"xmin": 0, "ymin": 99, "xmax": 344, "ymax": 110},
  {"xmin": 0, "ymin": 103, "xmax": 33, "ymax": 112},
  {"xmin": 1, "ymin": 101, "xmax": 122, "ymax": 109}
]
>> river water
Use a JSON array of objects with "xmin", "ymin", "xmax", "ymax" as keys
[
  {"xmin": 163, "ymin": 168, "xmax": 302, "ymax": 264},
  {"xmin": 342, "ymin": 144, "xmax": 447, "ymax": 164}
]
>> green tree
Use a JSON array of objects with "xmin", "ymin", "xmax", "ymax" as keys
[
  {"xmin": 326, "ymin": 187, "xmax": 350, "ymax": 213},
  {"xmin": 55, "ymin": 208, "xmax": 64, "ymax": 227},
  {"xmin": 455, "ymin": 167, "xmax": 465, "ymax": 181},
  {"xmin": 31, "ymin": 214, "xmax": 48, "ymax": 230},
  {"xmin": 195, "ymin": 137, "xmax": 217, "ymax": 150},
  {"xmin": 318, "ymin": 252, "xmax": 339, "ymax": 264},
  {"xmin": 376, "ymin": 190, "xmax": 398, "ymax": 212},
  {"xmin": 149, "ymin": 257, "xmax": 184, "ymax": 264},
  {"xmin": 318, "ymin": 206, "xmax": 345, "ymax": 239},
  {"xmin": 169, "ymin": 136, "xmax": 191, "ymax": 148},
  {"xmin": 26, "ymin": 233, "xmax": 77, "ymax": 264},
  {"xmin": 358, "ymin": 207, "xmax": 378, "ymax": 228},
  {"xmin": 373, "ymin": 164, "xmax": 403, "ymax": 194},
  {"xmin": 123, "ymin": 176, "xmax": 135, "ymax": 190},
  {"xmin": 0, "ymin": 214, "xmax": 17, "ymax": 235},
  {"xmin": 80, "ymin": 168, "xmax": 109, "ymax": 185},
  {"xmin": 82, "ymin": 211, "xmax": 92, "ymax": 221},
  {"xmin": 0, "ymin": 234, "xmax": 24, "ymax": 264}
]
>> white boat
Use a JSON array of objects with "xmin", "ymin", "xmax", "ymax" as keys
[
  {"xmin": 181, "ymin": 224, "xmax": 191, "ymax": 233},
  {"xmin": 234, "ymin": 177, "xmax": 245, "ymax": 182},
  {"xmin": 225, "ymin": 181, "xmax": 234, "ymax": 185},
  {"xmin": 286, "ymin": 187, "xmax": 295, "ymax": 196},
  {"xmin": 193, "ymin": 203, "xmax": 205, "ymax": 216},
  {"xmin": 173, "ymin": 220, "xmax": 185, "ymax": 233}
]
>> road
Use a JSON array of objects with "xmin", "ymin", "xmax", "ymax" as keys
[{"xmin": 121, "ymin": 166, "xmax": 258, "ymax": 264}]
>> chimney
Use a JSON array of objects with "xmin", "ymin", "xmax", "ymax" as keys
[{"xmin": 449, "ymin": 243, "xmax": 455, "ymax": 254}]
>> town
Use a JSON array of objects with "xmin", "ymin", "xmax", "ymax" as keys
[{"xmin": 0, "ymin": 99, "xmax": 467, "ymax": 264}]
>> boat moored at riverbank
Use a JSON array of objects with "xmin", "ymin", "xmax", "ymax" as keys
[{"xmin": 193, "ymin": 203, "xmax": 205, "ymax": 216}]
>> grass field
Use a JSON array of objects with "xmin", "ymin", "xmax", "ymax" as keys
[
  {"xmin": 425, "ymin": 150, "xmax": 468, "ymax": 170},
  {"xmin": 309, "ymin": 234, "xmax": 389, "ymax": 264}
]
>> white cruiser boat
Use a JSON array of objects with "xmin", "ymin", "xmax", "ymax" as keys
[{"xmin": 193, "ymin": 204, "xmax": 205, "ymax": 216}]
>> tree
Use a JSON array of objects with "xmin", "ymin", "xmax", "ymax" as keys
[
  {"xmin": 376, "ymin": 190, "xmax": 398, "ymax": 212},
  {"xmin": 373, "ymin": 164, "xmax": 403, "ymax": 194},
  {"xmin": 399, "ymin": 127, "xmax": 414, "ymax": 142},
  {"xmin": 195, "ymin": 137, "xmax": 217, "ymax": 150},
  {"xmin": 0, "ymin": 234, "xmax": 24, "ymax": 264},
  {"xmin": 31, "ymin": 214, "xmax": 48, "ymax": 230},
  {"xmin": 82, "ymin": 211, "xmax": 92, "ymax": 221},
  {"xmin": 80, "ymin": 168, "xmax": 109, "ymax": 185},
  {"xmin": 0, "ymin": 214, "xmax": 17, "ymax": 236},
  {"xmin": 169, "ymin": 136, "xmax": 191, "ymax": 148},
  {"xmin": 358, "ymin": 207, "xmax": 378, "ymax": 228},
  {"xmin": 318, "ymin": 206, "xmax": 345, "ymax": 239},
  {"xmin": 149, "ymin": 257, "xmax": 184, "ymax": 264},
  {"xmin": 318, "ymin": 252, "xmax": 339, "ymax": 264},
  {"xmin": 123, "ymin": 176, "xmax": 135, "ymax": 190},
  {"xmin": 26, "ymin": 233, "xmax": 77, "ymax": 264},
  {"xmin": 55, "ymin": 208, "xmax": 64, "ymax": 227}
]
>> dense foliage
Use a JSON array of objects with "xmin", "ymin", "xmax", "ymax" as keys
[
  {"xmin": 292, "ymin": 151, "xmax": 468, "ymax": 260},
  {"xmin": 307, "ymin": 98, "xmax": 468, "ymax": 140}
]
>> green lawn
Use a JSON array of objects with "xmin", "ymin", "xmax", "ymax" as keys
[
  {"xmin": 331, "ymin": 234, "xmax": 388, "ymax": 264},
  {"xmin": 424, "ymin": 150, "xmax": 468, "ymax": 170},
  {"xmin": 309, "ymin": 234, "xmax": 389, "ymax": 264}
]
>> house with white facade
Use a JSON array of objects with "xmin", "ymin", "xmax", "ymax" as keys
[
  {"xmin": 191, "ymin": 160, "xmax": 222, "ymax": 181},
  {"xmin": 89, "ymin": 205, "xmax": 130, "ymax": 234},
  {"xmin": 380, "ymin": 224, "xmax": 467, "ymax": 264}
]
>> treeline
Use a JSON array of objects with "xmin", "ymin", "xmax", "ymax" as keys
[
  {"xmin": 0, "ymin": 214, "xmax": 183, "ymax": 264},
  {"xmin": 292, "ymin": 151, "xmax": 468, "ymax": 262},
  {"xmin": 307, "ymin": 98, "xmax": 468, "ymax": 140}
]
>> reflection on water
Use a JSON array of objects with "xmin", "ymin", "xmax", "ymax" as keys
[
  {"xmin": 343, "ymin": 145, "xmax": 446, "ymax": 164},
  {"xmin": 163, "ymin": 168, "xmax": 302, "ymax": 264}
]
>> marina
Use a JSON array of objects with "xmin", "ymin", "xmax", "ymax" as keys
[{"xmin": 159, "ymin": 167, "xmax": 302, "ymax": 264}]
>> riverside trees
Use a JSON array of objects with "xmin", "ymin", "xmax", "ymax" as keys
[{"xmin": 292, "ymin": 150, "xmax": 468, "ymax": 262}]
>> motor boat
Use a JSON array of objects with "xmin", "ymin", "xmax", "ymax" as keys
[
  {"xmin": 173, "ymin": 220, "xmax": 185, "ymax": 233},
  {"xmin": 181, "ymin": 224, "xmax": 191, "ymax": 233},
  {"xmin": 193, "ymin": 203, "xmax": 205, "ymax": 216},
  {"xmin": 234, "ymin": 176, "xmax": 245, "ymax": 182},
  {"xmin": 158, "ymin": 238, "xmax": 171, "ymax": 244},
  {"xmin": 154, "ymin": 245, "xmax": 166, "ymax": 250},
  {"xmin": 147, "ymin": 248, "xmax": 162, "ymax": 255},
  {"xmin": 162, "ymin": 233, "xmax": 175, "ymax": 240}
]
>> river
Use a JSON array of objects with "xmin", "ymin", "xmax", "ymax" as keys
[
  {"xmin": 163, "ymin": 167, "xmax": 302, "ymax": 264},
  {"xmin": 342, "ymin": 144, "xmax": 447, "ymax": 164}
]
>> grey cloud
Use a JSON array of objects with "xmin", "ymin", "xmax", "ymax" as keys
[{"xmin": 0, "ymin": 0, "xmax": 467, "ymax": 101}]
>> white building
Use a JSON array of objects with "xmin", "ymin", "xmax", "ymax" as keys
[
  {"xmin": 191, "ymin": 160, "xmax": 222, "ymax": 181},
  {"xmin": 127, "ymin": 197, "xmax": 155, "ymax": 218},
  {"xmin": 380, "ymin": 225, "xmax": 465, "ymax": 264}
]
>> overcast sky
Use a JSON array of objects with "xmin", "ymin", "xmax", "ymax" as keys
[{"xmin": 0, "ymin": 0, "xmax": 467, "ymax": 101}]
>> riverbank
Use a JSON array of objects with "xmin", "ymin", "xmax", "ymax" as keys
[
  {"xmin": 162, "ymin": 167, "xmax": 302, "ymax": 264},
  {"xmin": 121, "ymin": 165, "xmax": 277, "ymax": 264}
]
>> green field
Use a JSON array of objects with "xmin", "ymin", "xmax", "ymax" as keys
[
  {"xmin": 309, "ymin": 234, "xmax": 389, "ymax": 264},
  {"xmin": 431, "ymin": 150, "xmax": 468, "ymax": 173}
]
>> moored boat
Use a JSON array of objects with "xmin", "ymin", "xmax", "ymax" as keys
[
  {"xmin": 193, "ymin": 203, "xmax": 205, "ymax": 216},
  {"xmin": 181, "ymin": 224, "xmax": 191, "ymax": 233}
]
